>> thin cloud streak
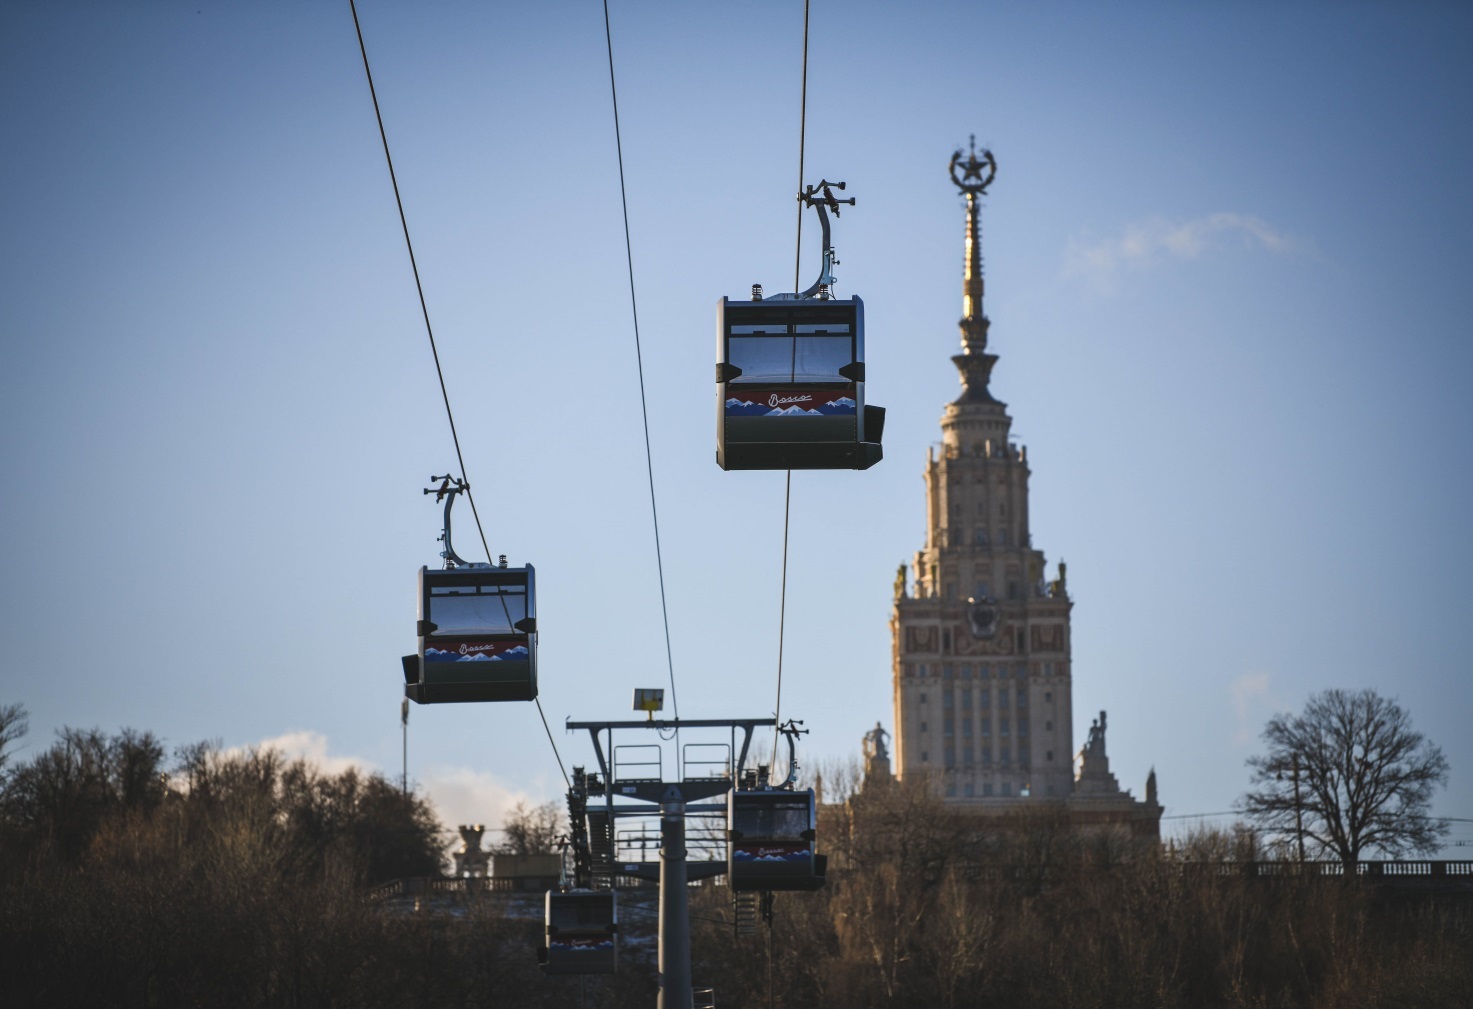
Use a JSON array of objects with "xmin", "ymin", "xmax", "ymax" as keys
[
  {"xmin": 1230, "ymin": 672, "xmax": 1271, "ymax": 746},
  {"xmin": 1065, "ymin": 212, "xmax": 1295, "ymax": 290}
]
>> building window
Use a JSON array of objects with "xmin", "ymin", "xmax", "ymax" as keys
[
  {"xmin": 961, "ymin": 664, "xmax": 972, "ymax": 679},
  {"xmin": 1044, "ymin": 662, "xmax": 1054, "ymax": 676},
  {"xmin": 999, "ymin": 529, "xmax": 1009, "ymax": 545},
  {"xmin": 1001, "ymin": 746, "xmax": 1010, "ymax": 762},
  {"xmin": 1045, "ymin": 720, "xmax": 1052, "ymax": 731},
  {"xmin": 978, "ymin": 663, "xmax": 990, "ymax": 679},
  {"xmin": 975, "ymin": 529, "xmax": 988, "ymax": 546},
  {"xmin": 962, "ymin": 719, "xmax": 973, "ymax": 737},
  {"xmin": 921, "ymin": 751, "xmax": 929, "ymax": 763},
  {"xmin": 961, "ymin": 688, "xmax": 972, "ymax": 709},
  {"xmin": 1046, "ymin": 750, "xmax": 1054, "ymax": 762},
  {"xmin": 998, "ymin": 687, "xmax": 1008, "ymax": 705},
  {"xmin": 1002, "ymin": 782, "xmax": 1012, "ymax": 796},
  {"xmin": 1014, "ymin": 663, "xmax": 1027, "ymax": 679},
  {"xmin": 982, "ymin": 747, "xmax": 992, "ymax": 764},
  {"xmin": 1000, "ymin": 716, "xmax": 1010, "ymax": 735},
  {"xmin": 1043, "ymin": 691, "xmax": 1051, "ymax": 703},
  {"xmin": 943, "ymin": 664, "xmax": 954, "ymax": 679},
  {"xmin": 946, "ymin": 783, "xmax": 957, "ymax": 797},
  {"xmin": 942, "ymin": 630, "xmax": 952, "ymax": 654},
  {"xmin": 1016, "ymin": 629, "xmax": 1026, "ymax": 652},
  {"xmin": 920, "ymin": 692, "xmax": 928, "ymax": 703},
  {"xmin": 943, "ymin": 691, "xmax": 953, "ymax": 710},
  {"xmin": 1017, "ymin": 691, "xmax": 1027, "ymax": 709},
  {"xmin": 1007, "ymin": 581, "xmax": 1019, "ymax": 600},
  {"xmin": 983, "ymin": 783, "xmax": 994, "ymax": 797},
  {"xmin": 975, "ymin": 581, "xmax": 990, "ymax": 599},
  {"xmin": 920, "ymin": 721, "xmax": 928, "ymax": 733},
  {"xmin": 919, "ymin": 664, "xmax": 928, "ymax": 678},
  {"xmin": 999, "ymin": 501, "xmax": 1007, "ymax": 518},
  {"xmin": 944, "ymin": 719, "xmax": 954, "ymax": 736},
  {"xmin": 964, "ymin": 783, "xmax": 974, "ymax": 797},
  {"xmin": 964, "ymin": 746, "xmax": 974, "ymax": 764},
  {"xmin": 1046, "ymin": 784, "xmax": 1055, "ymax": 796},
  {"xmin": 945, "ymin": 748, "xmax": 955, "ymax": 768},
  {"xmin": 944, "ymin": 582, "xmax": 955, "ymax": 600}
]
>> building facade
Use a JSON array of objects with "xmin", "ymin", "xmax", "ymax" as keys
[{"xmin": 888, "ymin": 144, "xmax": 1159, "ymax": 832}]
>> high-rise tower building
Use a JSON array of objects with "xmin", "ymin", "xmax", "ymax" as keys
[
  {"xmin": 887, "ymin": 144, "xmax": 1158, "ymax": 836},
  {"xmin": 889, "ymin": 141, "xmax": 1073, "ymax": 802}
]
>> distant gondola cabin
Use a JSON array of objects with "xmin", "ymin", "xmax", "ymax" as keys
[
  {"xmin": 727, "ymin": 789, "xmax": 826, "ymax": 891},
  {"xmin": 716, "ymin": 295, "xmax": 883, "ymax": 470},
  {"xmin": 403, "ymin": 564, "xmax": 537, "ymax": 703},
  {"xmin": 540, "ymin": 890, "xmax": 618, "ymax": 975}
]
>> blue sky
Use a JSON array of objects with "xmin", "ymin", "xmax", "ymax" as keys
[{"xmin": 3, "ymin": 1, "xmax": 1470, "ymax": 850}]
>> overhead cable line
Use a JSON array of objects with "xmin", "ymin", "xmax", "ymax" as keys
[
  {"xmin": 602, "ymin": 0, "xmax": 680, "ymax": 726},
  {"xmin": 772, "ymin": 0, "xmax": 811, "ymax": 767},
  {"xmin": 348, "ymin": 0, "xmax": 569, "ymax": 789}
]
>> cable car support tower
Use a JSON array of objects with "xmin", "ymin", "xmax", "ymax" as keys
[{"xmin": 555, "ymin": 715, "xmax": 821, "ymax": 1009}]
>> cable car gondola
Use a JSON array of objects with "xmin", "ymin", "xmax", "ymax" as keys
[
  {"xmin": 716, "ymin": 181, "xmax": 884, "ymax": 471},
  {"xmin": 401, "ymin": 476, "xmax": 537, "ymax": 703},
  {"xmin": 539, "ymin": 889, "xmax": 618, "ymax": 975},
  {"xmin": 727, "ymin": 788, "xmax": 826, "ymax": 891}
]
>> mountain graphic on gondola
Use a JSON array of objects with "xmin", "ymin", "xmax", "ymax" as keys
[
  {"xmin": 459, "ymin": 645, "xmax": 530, "ymax": 662},
  {"xmin": 425, "ymin": 645, "xmax": 530, "ymax": 662},
  {"xmin": 733, "ymin": 847, "xmax": 812, "ymax": 862},
  {"xmin": 769, "ymin": 404, "xmax": 823, "ymax": 416},
  {"xmin": 725, "ymin": 398, "xmax": 772, "ymax": 417},
  {"xmin": 818, "ymin": 396, "xmax": 856, "ymax": 415}
]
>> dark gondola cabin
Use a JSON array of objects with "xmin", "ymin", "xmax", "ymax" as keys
[
  {"xmin": 403, "ymin": 564, "xmax": 536, "ymax": 703},
  {"xmin": 716, "ymin": 295, "xmax": 884, "ymax": 470},
  {"xmin": 539, "ymin": 890, "xmax": 618, "ymax": 975},
  {"xmin": 727, "ymin": 788, "xmax": 825, "ymax": 891}
]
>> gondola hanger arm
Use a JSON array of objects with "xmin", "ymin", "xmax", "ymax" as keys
[
  {"xmin": 797, "ymin": 180, "xmax": 855, "ymax": 299},
  {"xmin": 423, "ymin": 474, "xmax": 475, "ymax": 568}
]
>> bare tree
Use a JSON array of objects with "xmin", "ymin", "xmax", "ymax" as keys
[
  {"xmin": 0, "ymin": 703, "xmax": 26, "ymax": 779},
  {"xmin": 493, "ymin": 799, "xmax": 563, "ymax": 855},
  {"xmin": 1239, "ymin": 688, "xmax": 1449, "ymax": 871}
]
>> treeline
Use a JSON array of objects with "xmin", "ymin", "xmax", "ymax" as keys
[
  {"xmin": 689, "ymin": 772, "xmax": 1473, "ymax": 1009},
  {"xmin": 1, "ymin": 710, "xmax": 1468, "ymax": 1008},
  {"xmin": 0, "ymin": 715, "xmax": 516, "ymax": 1007}
]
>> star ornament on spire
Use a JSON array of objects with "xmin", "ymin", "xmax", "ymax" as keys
[{"xmin": 949, "ymin": 134, "xmax": 997, "ymax": 195}]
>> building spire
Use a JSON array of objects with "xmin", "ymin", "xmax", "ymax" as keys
[{"xmin": 948, "ymin": 138, "xmax": 1000, "ymax": 403}]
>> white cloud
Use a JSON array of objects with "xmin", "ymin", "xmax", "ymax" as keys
[
  {"xmin": 417, "ymin": 764, "xmax": 547, "ymax": 836},
  {"xmin": 231, "ymin": 730, "xmax": 374, "ymax": 777},
  {"xmin": 1065, "ymin": 212, "xmax": 1294, "ymax": 290},
  {"xmin": 1230, "ymin": 672, "xmax": 1270, "ymax": 745},
  {"xmin": 230, "ymin": 732, "xmax": 548, "ymax": 846}
]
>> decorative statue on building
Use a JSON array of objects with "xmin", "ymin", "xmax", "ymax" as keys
[
  {"xmin": 452, "ymin": 824, "xmax": 491, "ymax": 877},
  {"xmin": 1085, "ymin": 710, "xmax": 1107, "ymax": 758},
  {"xmin": 1049, "ymin": 559, "xmax": 1068, "ymax": 598},
  {"xmin": 893, "ymin": 563, "xmax": 908, "ymax": 601},
  {"xmin": 863, "ymin": 722, "xmax": 890, "ymax": 762}
]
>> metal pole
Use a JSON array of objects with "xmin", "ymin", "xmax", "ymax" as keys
[
  {"xmin": 1292, "ymin": 755, "xmax": 1306, "ymax": 862},
  {"xmin": 658, "ymin": 784, "xmax": 692, "ymax": 1009},
  {"xmin": 401, "ymin": 697, "xmax": 409, "ymax": 796}
]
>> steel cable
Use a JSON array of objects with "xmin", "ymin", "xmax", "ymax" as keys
[
  {"xmin": 349, "ymin": 0, "xmax": 569, "ymax": 789},
  {"xmin": 603, "ymin": 0, "xmax": 681, "ymax": 727}
]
